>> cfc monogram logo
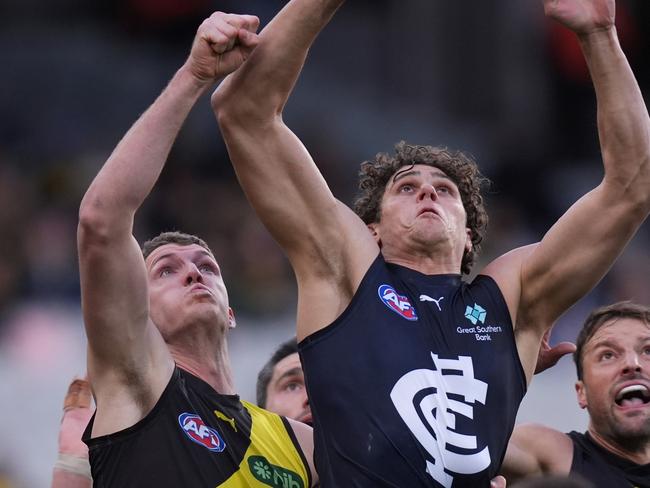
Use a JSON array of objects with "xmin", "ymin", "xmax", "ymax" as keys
[{"xmin": 390, "ymin": 354, "xmax": 490, "ymax": 487}]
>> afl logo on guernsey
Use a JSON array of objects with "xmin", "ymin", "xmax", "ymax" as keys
[
  {"xmin": 178, "ymin": 413, "xmax": 227, "ymax": 452},
  {"xmin": 378, "ymin": 284, "xmax": 418, "ymax": 321}
]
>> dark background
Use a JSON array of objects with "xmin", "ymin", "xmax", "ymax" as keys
[{"xmin": 0, "ymin": 1, "xmax": 648, "ymax": 485}]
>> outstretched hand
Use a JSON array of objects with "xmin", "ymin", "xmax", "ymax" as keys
[
  {"xmin": 534, "ymin": 329, "xmax": 576, "ymax": 375},
  {"xmin": 186, "ymin": 12, "xmax": 260, "ymax": 84},
  {"xmin": 543, "ymin": 0, "xmax": 615, "ymax": 36}
]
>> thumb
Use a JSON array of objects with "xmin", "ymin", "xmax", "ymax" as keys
[
  {"xmin": 535, "ymin": 341, "xmax": 577, "ymax": 374},
  {"xmin": 548, "ymin": 341, "xmax": 577, "ymax": 362}
]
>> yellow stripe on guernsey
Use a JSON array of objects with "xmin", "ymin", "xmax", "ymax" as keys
[{"xmin": 218, "ymin": 400, "xmax": 309, "ymax": 488}]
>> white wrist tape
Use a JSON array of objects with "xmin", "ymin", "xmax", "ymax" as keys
[{"xmin": 54, "ymin": 454, "xmax": 92, "ymax": 479}]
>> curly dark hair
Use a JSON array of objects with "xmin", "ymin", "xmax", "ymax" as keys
[
  {"xmin": 142, "ymin": 231, "xmax": 214, "ymax": 260},
  {"xmin": 353, "ymin": 141, "xmax": 489, "ymax": 274},
  {"xmin": 574, "ymin": 301, "xmax": 650, "ymax": 381}
]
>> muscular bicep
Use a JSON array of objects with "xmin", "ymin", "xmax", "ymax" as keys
[
  {"xmin": 78, "ymin": 223, "xmax": 167, "ymax": 375},
  {"xmin": 520, "ymin": 184, "xmax": 645, "ymax": 326},
  {"xmin": 220, "ymin": 116, "xmax": 376, "ymax": 279}
]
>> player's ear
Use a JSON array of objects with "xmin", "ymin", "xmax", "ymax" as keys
[
  {"xmin": 228, "ymin": 308, "xmax": 236, "ymax": 329},
  {"xmin": 575, "ymin": 380, "xmax": 588, "ymax": 409},
  {"xmin": 368, "ymin": 223, "xmax": 382, "ymax": 247}
]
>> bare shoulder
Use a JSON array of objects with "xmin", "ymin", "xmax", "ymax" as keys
[
  {"xmin": 481, "ymin": 243, "xmax": 538, "ymax": 323},
  {"xmin": 512, "ymin": 423, "xmax": 574, "ymax": 472}
]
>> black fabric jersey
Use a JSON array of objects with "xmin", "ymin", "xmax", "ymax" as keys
[
  {"xmin": 569, "ymin": 431, "xmax": 650, "ymax": 487},
  {"xmin": 82, "ymin": 367, "xmax": 311, "ymax": 488},
  {"xmin": 299, "ymin": 254, "xmax": 526, "ymax": 487}
]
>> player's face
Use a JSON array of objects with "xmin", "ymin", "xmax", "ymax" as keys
[
  {"xmin": 265, "ymin": 353, "xmax": 311, "ymax": 425},
  {"xmin": 373, "ymin": 165, "xmax": 470, "ymax": 265},
  {"xmin": 145, "ymin": 243, "xmax": 231, "ymax": 337},
  {"xmin": 577, "ymin": 318, "xmax": 650, "ymax": 444}
]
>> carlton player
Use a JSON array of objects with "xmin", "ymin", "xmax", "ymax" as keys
[{"xmin": 213, "ymin": 0, "xmax": 650, "ymax": 485}]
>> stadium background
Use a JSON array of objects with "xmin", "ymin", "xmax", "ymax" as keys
[{"xmin": 1, "ymin": 0, "xmax": 649, "ymax": 485}]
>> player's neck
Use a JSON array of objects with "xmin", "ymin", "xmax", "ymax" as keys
[
  {"xmin": 382, "ymin": 247, "xmax": 461, "ymax": 275},
  {"xmin": 380, "ymin": 235, "xmax": 463, "ymax": 275},
  {"xmin": 170, "ymin": 342, "xmax": 236, "ymax": 395},
  {"xmin": 588, "ymin": 426, "xmax": 650, "ymax": 465}
]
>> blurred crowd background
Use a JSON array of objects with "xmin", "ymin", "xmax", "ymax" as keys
[{"xmin": 1, "ymin": 0, "xmax": 649, "ymax": 486}]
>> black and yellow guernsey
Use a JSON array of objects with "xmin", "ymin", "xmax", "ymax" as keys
[
  {"xmin": 82, "ymin": 367, "xmax": 311, "ymax": 488},
  {"xmin": 299, "ymin": 254, "xmax": 526, "ymax": 487}
]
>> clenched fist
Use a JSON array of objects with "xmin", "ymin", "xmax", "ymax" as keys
[
  {"xmin": 543, "ymin": 0, "xmax": 615, "ymax": 36},
  {"xmin": 185, "ymin": 12, "xmax": 260, "ymax": 84}
]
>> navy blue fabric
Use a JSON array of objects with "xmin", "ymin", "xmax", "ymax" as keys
[
  {"xmin": 299, "ymin": 254, "xmax": 526, "ymax": 487},
  {"xmin": 569, "ymin": 431, "xmax": 650, "ymax": 487}
]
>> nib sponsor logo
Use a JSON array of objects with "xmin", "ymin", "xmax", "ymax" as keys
[{"xmin": 249, "ymin": 456, "xmax": 304, "ymax": 488}]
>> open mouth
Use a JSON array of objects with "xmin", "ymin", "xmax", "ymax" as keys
[{"xmin": 615, "ymin": 384, "xmax": 650, "ymax": 407}]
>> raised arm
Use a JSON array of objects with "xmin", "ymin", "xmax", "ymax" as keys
[
  {"xmin": 212, "ymin": 1, "xmax": 377, "ymax": 338},
  {"xmin": 77, "ymin": 13, "xmax": 259, "ymax": 431},
  {"xmin": 485, "ymin": 0, "xmax": 650, "ymax": 378}
]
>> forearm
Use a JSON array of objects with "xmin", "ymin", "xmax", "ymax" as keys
[
  {"xmin": 214, "ymin": 0, "xmax": 345, "ymax": 120},
  {"xmin": 52, "ymin": 459, "xmax": 92, "ymax": 488},
  {"xmin": 580, "ymin": 28, "xmax": 650, "ymax": 188},
  {"xmin": 80, "ymin": 65, "xmax": 208, "ymax": 229}
]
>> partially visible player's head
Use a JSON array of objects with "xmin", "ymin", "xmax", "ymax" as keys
[
  {"xmin": 574, "ymin": 302, "xmax": 650, "ymax": 380},
  {"xmin": 573, "ymin": 301, "xmax": 650, "ymax": 449},
  {"xmin": 142, "ymin": 231, "xmax": 214, "ymax": 260},
  {"xmin": 353, "ymin": 142, "xmax": 489, "ymax": 274},
  {"xmin": 142, "ymin": 231, "xmax": 234, "ymax": 342},
  {"xmin": 257, "ymin": 338, "xmax": 310, "ymax": 424}
]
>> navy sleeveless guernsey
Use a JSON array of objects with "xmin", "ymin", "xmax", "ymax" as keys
[
  {"xmin": 299, "ymin": 254, "xmax": 526, "ymax": 487},
  {"xmin": 569, "ymin": 431, "xmax": 650, "ymax": 487}
]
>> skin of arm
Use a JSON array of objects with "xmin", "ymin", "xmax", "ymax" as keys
[
  {"xmin": 77, "ymin": 12, "xmax": 259, "ymax": 436},
  {"xmin": 483, "ymin": 0, "xmax": 650, "ymax": 381},
  {"xmin": 212, "ymin": 0, "xmax": 379, "ymax": 341},
  {"xmin": 500, "ymin": 424, "xmax": 574, "ymax": 481},
  {"xmin": 51, "ymin": 378, "xmax": 93, "ymax": 488},
  {"xmin": 287, "ymin": 419, "xmax": 319, "ymax": 486}
]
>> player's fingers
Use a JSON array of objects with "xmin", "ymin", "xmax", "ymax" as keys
[
  {"xmin": 200, "ymin": 16, "xmax": 239, "ymax": 54},
  {"xmin": 490, "ymin": 475, "xmax": 507, "ymax": 488},
  {"xmin": 222, "ymin": 13, "xmax": 260, "ymax": 33},
  {"xmin": 544, "ymin": 342, "xmax": 577, "ymax": 368},
  {"xmin": 237, "ymin": 29, "xmax": 259, "ymax": 49},
  {"xmin": 239, "ymin": 15, "xmax": 260, "ymax": 33},
  {"xmin": 551, "ymin": 341, "xmax": 577, "ymax": 356},
  {"xmin": 63, "ymin": 378, "xmax": 92, "ymax": 411}
]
